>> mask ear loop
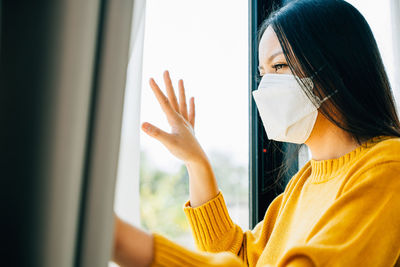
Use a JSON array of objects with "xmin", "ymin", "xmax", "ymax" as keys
[
  {"xmin": 309, "ymin": 64, "xmax": 339, "ymax": 106},
  {"xmin": 314, "ymin": 89, "xmax": 338, "ymax": 107},
  {"xmin": 319, "ymin": 89, "xmax": 339, "ymax": 102}
]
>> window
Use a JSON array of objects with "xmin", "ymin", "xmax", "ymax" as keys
[
  {"xmin": 345, "ymin": 0, "xmax": 399, "ymax": 108},
  {"xmin": 138, "ymin": 0, "xmax": 249, "ymax": 248}
]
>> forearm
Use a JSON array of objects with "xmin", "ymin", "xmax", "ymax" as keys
[
  {"xmin": 112, "ymin": 216, "xmax": 154, "ymax": 267},
  {"xmin": 185, "ymin": 158, "xmax": 219, "ymax": 208}
]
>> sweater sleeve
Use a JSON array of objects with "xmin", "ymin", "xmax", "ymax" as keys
[
  {"xmin": 182, "ymin": 190, "xmax": 285, "ymax": 266},
  {"xmin": 276, "ymin": 162, "xmax": 400, "ymax": 267},
  {"xmin": 150, "ymin": 232, "xmax": 246, "ymax": 267}
]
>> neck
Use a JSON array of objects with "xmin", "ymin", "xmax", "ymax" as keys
[{"xmin": 305, "ymin": 112, "xmax": 359, "ymax": 161}]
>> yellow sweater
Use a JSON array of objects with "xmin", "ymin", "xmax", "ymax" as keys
[{"xmin": 150, "ymin": 135, "xmax": 400, "ymax": 266}]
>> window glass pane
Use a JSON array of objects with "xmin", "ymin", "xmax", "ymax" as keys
[
  {"xmin": 140, "ymin": 0, "xmax": 249, "ymax": 248},
  {"xmin": 346, "ymin": 0, "xmax": 397, "ymax": 100}
]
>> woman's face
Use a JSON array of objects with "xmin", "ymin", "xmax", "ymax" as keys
[
  {"xmin": 257, "ymin": 26, "xmax": 327, "ymax": 146},
  {"xmin": 258, "ymin": 26, "xmax": 292, "ymax": 76}
]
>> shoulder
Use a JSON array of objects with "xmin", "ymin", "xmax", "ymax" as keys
[
  {"xmin": 344, "ymin": 136, "xmax": 400, "ymax": 191},
  {"xmin": 360, "ymin": 136, "xmax": 400, "ymax": 167},
  {"xmin": 365, "ymin": 136, "xmax": 400, "ymax": 156}
]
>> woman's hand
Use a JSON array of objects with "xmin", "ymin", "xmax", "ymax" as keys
[
  {"xmin": 142, "ymin": 70, "xmax": 208, "ymax": 165},
  {"xmin": 143, "ymin": 70, "xmax": 219, "ymax": 207}
]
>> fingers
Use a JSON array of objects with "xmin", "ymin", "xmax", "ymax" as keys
[
  {"xmin": 188, "ymin": 97, "xmax": 195, "ymax": 129},
  {"xmin": 163, "ymin": 70, "xmax": 180, "ymax": 113},
  {"xmin": 178, "ymin": 79, "xmax": 189, "ymax": 121},
  {"xmin": 141, "ymin": 122, "xmax": 170, "ymax": 143},
  {"xmin": 149, "ymin": 78, "xmax": 180, "ymax": 125}
]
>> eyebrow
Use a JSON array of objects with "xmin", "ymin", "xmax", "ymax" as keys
[{"xmin": 268, "ymin": 51, "xmax": 284, "ymax": 63}]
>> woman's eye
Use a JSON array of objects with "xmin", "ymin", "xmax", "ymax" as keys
[{"xmin": 272, "ymin": 63, "xmax": 287, "ymax": 72}]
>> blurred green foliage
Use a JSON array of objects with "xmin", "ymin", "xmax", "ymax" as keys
[{"xmin": 139, "ymin": 149, "xmax": 248, "ymax": 241}]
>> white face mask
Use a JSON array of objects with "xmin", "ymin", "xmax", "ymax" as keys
[{"xmin": 252, "ymin": 73, "xmax": 337, "ymax": 144}]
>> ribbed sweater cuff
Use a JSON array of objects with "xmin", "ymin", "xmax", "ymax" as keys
[{"xmin": 183, "ymin": 191, "xmax": 235, "ymax": 250}]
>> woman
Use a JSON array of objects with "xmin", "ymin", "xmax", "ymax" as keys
[{"xmin": 112, "ymin": 0, "xmax": 400, "ymax": 266}]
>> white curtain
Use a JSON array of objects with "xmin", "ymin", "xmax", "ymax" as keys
[
  {"xmin": 391, "ymin": 0, "xmax": 400, "ymax": 113},
  {"xmin": 114, "ymin": 0, "xmax": 146, "ymax": 227}
]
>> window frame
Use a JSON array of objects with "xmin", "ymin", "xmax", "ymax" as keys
[{"xmin": 248, "ymin": 0, "xmax": 299, "ymax": 228}]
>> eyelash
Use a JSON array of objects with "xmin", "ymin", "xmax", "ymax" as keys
[
  {"xmin": 258, "ymin": 63, "xmax": 288, "ymax": 76},
  {"xmin": 272, "ymin": 63, "xmax": 287, "ymax": 72}
]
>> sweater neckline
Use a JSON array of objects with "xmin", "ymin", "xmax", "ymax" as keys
[{"xmin": 308, "ymin": 135, "xmax": 392, "ymax": 183}]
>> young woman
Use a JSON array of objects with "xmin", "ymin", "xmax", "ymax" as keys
[{"xmin": 112, "ymin": 0, "xmax": 400, "ymax": 266}]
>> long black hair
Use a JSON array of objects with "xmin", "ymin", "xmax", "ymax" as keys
[
  {"xmin": 259, "ymin": 0, "xmax": 400, "ymax": 145},
  {"xmin": 258, "ymin": 0, "xmax": 400, "ymax": 188}
]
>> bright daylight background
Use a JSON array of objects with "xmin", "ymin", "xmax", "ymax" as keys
[
  {"xmin": 138, "ymin": 0, "xmax": 249, "ymax": 248},
  {"xmin": 113, "ymin": 0, "xmax": 399, "ymax": 259},
  {"xmin": 346, "ymin": 0, "xmax": 398, "ymax": 105}
]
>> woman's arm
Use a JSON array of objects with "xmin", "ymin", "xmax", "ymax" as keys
[
  {"xmin": 185, "ymin": 159, "xmax": 219, "ymax": 208},
  {"xmin": 124, "ymin": 71, "xmax": 244, "ymax": 265},
  {"xmin": 112, "ymin": 215, "xmax": 246, "ymax": 267},
  {"xmin": 112, "ymin": 216, "xmax": 154, "ymax": 267}
]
